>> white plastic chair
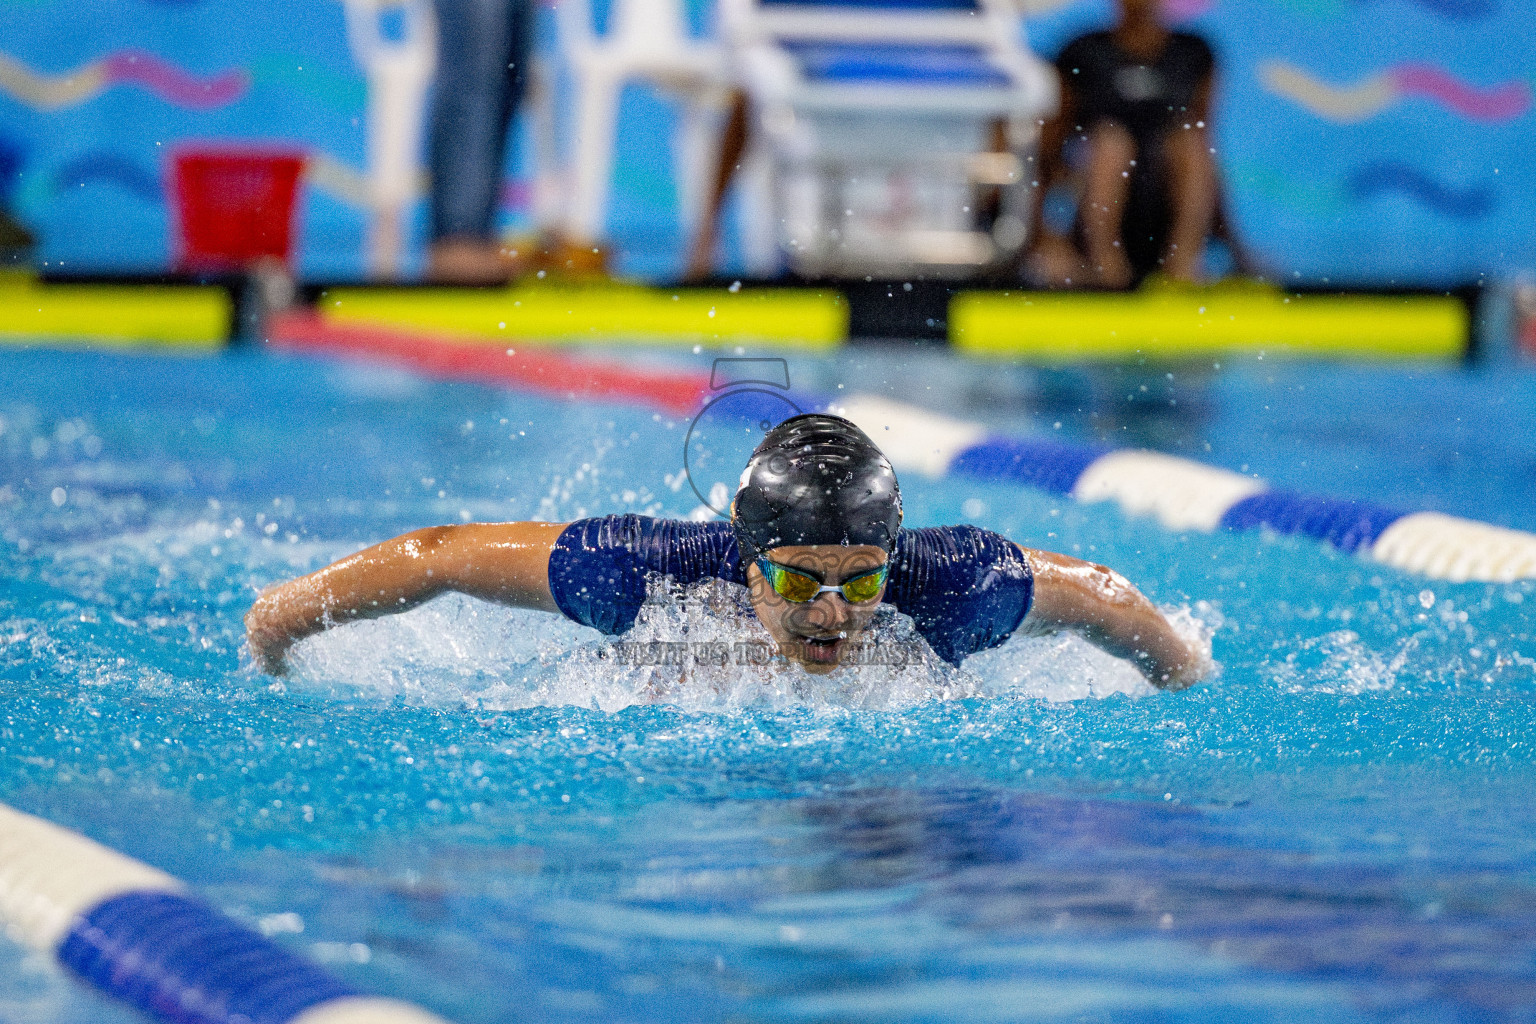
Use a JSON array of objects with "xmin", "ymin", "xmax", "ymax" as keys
[
  {"xmin": 341, "ymin": 0, "xmax": 438, "ymax": 278},
  {"xmin": 720, "ymin": 0, "xmax": 1056, "ymax": 276},
  {"xmin": 544, "ymin": 0, "xmax": 730, "ymax": 250}
]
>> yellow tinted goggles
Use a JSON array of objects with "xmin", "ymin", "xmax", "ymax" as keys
[{"xmin": 756, "ymin": 557, "xmax": 889, "ymax": 604}]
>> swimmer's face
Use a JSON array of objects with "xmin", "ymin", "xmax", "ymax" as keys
[{"xmin": 745, "ymin": 544, "xmax": 889, "ymax": 675}]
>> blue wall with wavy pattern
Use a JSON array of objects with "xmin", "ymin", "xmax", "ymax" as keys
[{"xmin": 0, "ymin": 0, "xmax": 1529, "ymax": 284}]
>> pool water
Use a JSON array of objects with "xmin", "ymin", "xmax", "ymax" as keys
[{"xmin": 2, "ymin": 345, "xmax": 1535, "ymax": 1023}]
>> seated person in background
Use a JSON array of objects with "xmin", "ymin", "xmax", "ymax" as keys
[
  {"xmin": 246, "ymin": 415, "xmax": 1206, "ymax": 688},
  {"xmin": 1025, "ymin": 0, "xmax": 1225, "ymax": 288}
]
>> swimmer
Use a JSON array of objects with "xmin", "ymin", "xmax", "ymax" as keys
[{"xmin": 246, "ymin": 415, "xmax": 1207, "ymax": 688}]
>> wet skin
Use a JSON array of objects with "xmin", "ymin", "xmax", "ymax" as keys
[{"xmin": 245, "ymin": 521, "xmax": 564, "ymax": 676}]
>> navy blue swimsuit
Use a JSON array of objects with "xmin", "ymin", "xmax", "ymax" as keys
[{"xmin": 547, "ymin": 515, "xmax": 1034, "ymax": 665}]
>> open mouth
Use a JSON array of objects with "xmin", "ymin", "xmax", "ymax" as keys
[{"xmin": 795, "ymin": 635, "xmax": 844, "ymax": 664}]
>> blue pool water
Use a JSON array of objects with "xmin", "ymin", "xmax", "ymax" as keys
[{"xmin": 2, "ymin": 345, "xmax": 1535, "ymax": 1023}]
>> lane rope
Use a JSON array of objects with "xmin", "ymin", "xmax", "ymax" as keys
[
  {"xmin": 0, "ymin": 802, "xmax": 451, "ymax": 1024},
  {"xmin": 826, "ymin": 394, "xmax": 1536, "ymax": 583}
]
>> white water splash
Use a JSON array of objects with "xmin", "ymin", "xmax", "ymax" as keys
[
  {"xmin": 531, "ymin": 579, "xmax": 974, "ymax": 713},
  {"xmin": 280, "ymin": 593, "xmax": 588, "ymax": 705},
  {"xmin": 278, "ymin": 580, "xmax": 1226, "ymax": 712},
  {"xmin": 956, "ymin": 600, "xmax": 1220, "ymax": 703},
  {"xmin": 1270, "ymin": 629, "xmax": 1415, "ymax": 695}
]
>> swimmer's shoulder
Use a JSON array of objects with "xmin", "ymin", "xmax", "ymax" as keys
[
  {"xmin": 888, "ymin": 524, "xmax": 1033, "ymax": 665},
  {"xmin": 893, "ymin": 524, "xmax": 1025, "ymax": 566},
  {"xmin": 554, "ymin": 514, "xmax": 741, "ymax": 581},
  {"xmin": 556, "ymin": 513, "xmax": 733, "ymax": 548},
  {"xmin": 889, "ymin": 524, "xmax": 1031, "ymax": 600}
]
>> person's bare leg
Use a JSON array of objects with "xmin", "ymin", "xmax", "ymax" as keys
[
  {"xmin": 1026, "ymin": 234, "xmax": 1094, "ymax": 288},
  {"xmin": 1160, "ymin": 126, "xmax": 1217, "ymax": 282},
  {"xmin": 428, "ymin": 236, "xmax": 524, "ymax": 284},
  {"xmin": 683, "ymin": 90, "xmax": 749, "ymax": 283},
  {"xmin": 1080, "ymin": 121, "xmax": 1137, "ymax": 289}
]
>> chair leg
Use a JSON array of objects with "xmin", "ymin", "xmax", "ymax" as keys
[
  {"xmin": 565, "ymin": 66, "xmax": 620, "ymax": 245},
  {"xmin": 527, "ymin": 57, "xmax": 566, "ymax": 237}
]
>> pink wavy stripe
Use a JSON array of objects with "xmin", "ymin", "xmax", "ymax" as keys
[
  {"xmin": 1390, "ymin": 63, "xmax": 1530, "ymax": 122},
  {"xmin": 103, "ymin": 49, "xmax": 247, "ymax": 109}
]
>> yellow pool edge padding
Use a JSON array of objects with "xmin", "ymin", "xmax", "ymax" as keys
[
  {"xmin": 950, "ymin": 288, "xmax": 1469, "ymax": 361},
  {"xmin": 0, "ymin": 278, "xmax": 230, "ymax": 351},
  {"xmin": 319, "ymin": 283, "xmax": 848, "ymax": 350},
  {"xmin": 0, "ymin": 274, "xmax": 1471, "ymax": 360}
]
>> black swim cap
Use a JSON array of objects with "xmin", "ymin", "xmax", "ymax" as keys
[{"xmin": 731, "ymin": 413, "xmax": 902, "ymax": 562}]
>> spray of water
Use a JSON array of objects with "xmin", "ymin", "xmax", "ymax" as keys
[
  {"xmin": 278, "ymin": 578, "xmax": 1224, "ymax": 713},
  {"xmin": 1270, "ymin": 630, "xmax": 1416, "ymax": 695}
]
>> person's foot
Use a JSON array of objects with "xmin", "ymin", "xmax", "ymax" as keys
[
  {"xmin": 537, "ymin": 238, "xmax": 608, "ymax": 278},
  {"xmin": 1161, "ymin": 244, "xmax": 1206, "ymax": 285},
  {"xmin": 1023, "ymin": 235, "xmax": 1092, "ymax": 289},
  {"xmin": 1089, "ymin": 244, "xmax": 1134, "ymax": 289},
  {"xmin": 426, "ymin": 237, "xmax": 524, "ymax": 285}
]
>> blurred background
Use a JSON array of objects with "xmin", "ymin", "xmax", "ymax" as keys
[{"xmin": 1, "ymin": 0, "xmax": 1529, "ymax": 291}]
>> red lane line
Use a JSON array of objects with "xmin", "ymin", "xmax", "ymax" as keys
[{"xmin": 267, "ymin": 311, "xmax": 711, "ymax": 416}]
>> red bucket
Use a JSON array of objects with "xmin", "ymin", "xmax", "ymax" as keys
[{"xmin": 171, "ymin": 146, "xmax": 306, "ymax": 272}]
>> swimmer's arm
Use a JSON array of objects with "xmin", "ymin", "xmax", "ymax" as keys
[
  {"xmin": 244, "ymin": 522, "xmax": 567, "ymax": 675},
  {"xmin": 1018, "ymin": 547, "xmax": 1204, "ymax": 689}
]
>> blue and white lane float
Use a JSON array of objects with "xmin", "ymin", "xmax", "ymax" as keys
[
  {"xmin": 0, "ymin": 803, "xmax": 449, "ymax": 1024},
  {"xmin": 819, "ymin": 394, "xmax": 1536, "ymax": 583}
]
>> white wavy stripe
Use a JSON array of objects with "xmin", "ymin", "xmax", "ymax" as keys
[
  {"xmin": 828, "ymin": 394, "xmax": 986, "ymax": 479},
  {"xmin": 289, "ymin": 997, "xmax": 452, "ymax": 1024},
  {"xmin": 305, "ymin": 154, "xmax": 375, "ymax": 210},
  {"xmin": 1070, "ymin": 450, "xmax": 1267, "ymax": 532},
  {"xmin": 304, "ymin": 154, "xmax": 429, "ymax": 211},
  {"xmin": 0, "ymin": 803, "xmax": 180, "ymax": 951},
  {"xmin": 1370, "ymin": 512, "xmax": 1536, "ymax": 583}
]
